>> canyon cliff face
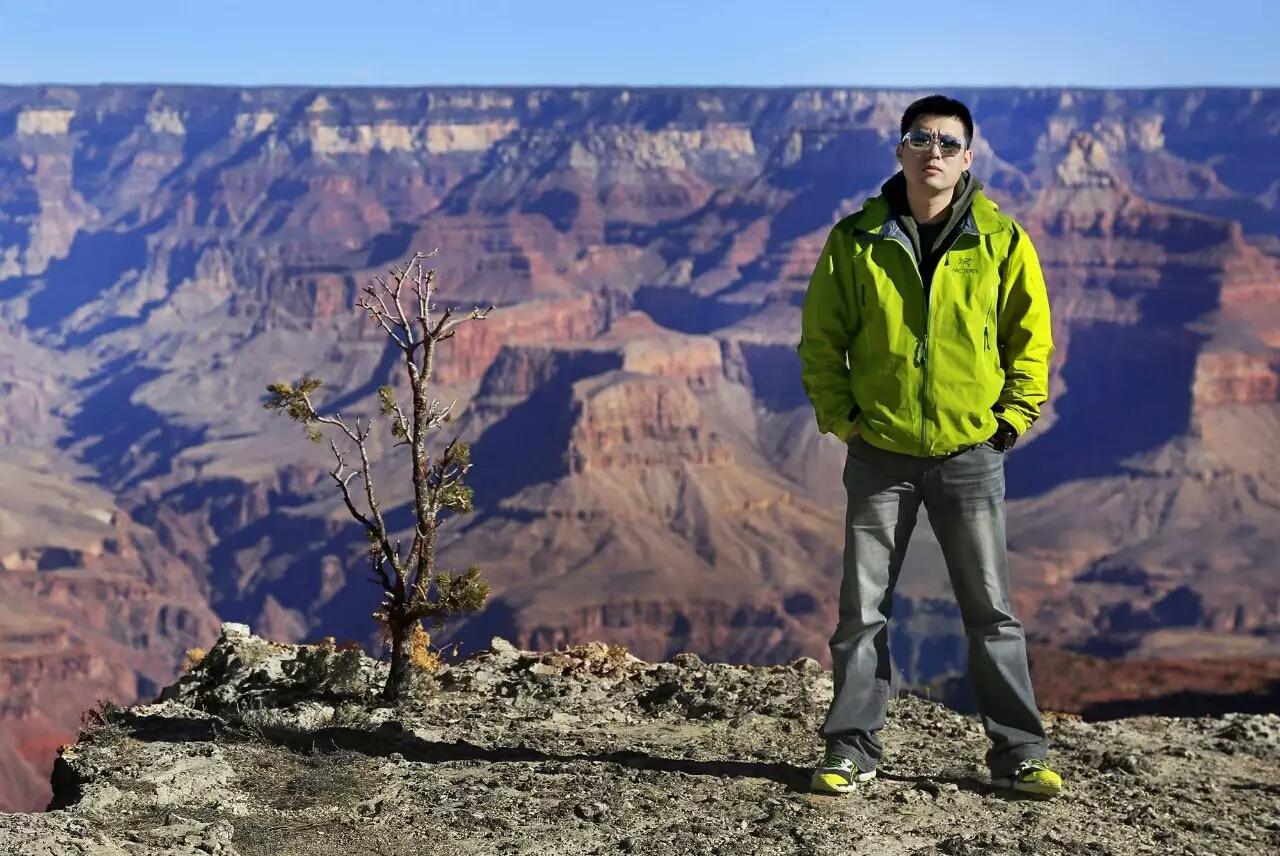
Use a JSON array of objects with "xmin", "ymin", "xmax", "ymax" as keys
[{"xmin": 1, "ymin": 85, "xmax": 1278, "ymax": 810}]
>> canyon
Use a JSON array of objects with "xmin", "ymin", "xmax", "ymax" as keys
[{"xmin": 0, "ymin": 85, "xmax": 1277, "ymax": 810}]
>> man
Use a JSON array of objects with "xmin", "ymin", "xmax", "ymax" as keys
[{"xmin": 795, "ymin": 94, "xmax": 1061, "ymax": 798}]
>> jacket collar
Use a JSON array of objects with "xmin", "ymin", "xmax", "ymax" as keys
[{"xmin": 846, "ymin": 171, "xmax": 1004, "ymax": 238}]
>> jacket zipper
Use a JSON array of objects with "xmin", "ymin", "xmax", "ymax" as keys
[
  {"xmin": 905, "ymin": 230, "xmax": 970, "ymax": 455},
  {"xmin": 985, "ymin": 285, "xmax": 998, "ymax": 365},
  {"xmin": 881, "ymin": 234, "xmax": 930, "ymax": 455},
  {"xmin": 864, "ymin": 223, "xmax": 970, "ymax": 456}
]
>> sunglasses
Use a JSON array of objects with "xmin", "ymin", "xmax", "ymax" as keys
[{"xmin": 901, "ymin": 129, "xmax": 967, "ymax": 158}]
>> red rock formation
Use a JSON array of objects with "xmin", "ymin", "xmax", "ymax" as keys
[
  {"xmin": 3, "ymin": 85, "xmax": 1280, "ymax": 811},
  {"xmin": 1193, "ymin": 350, "xmax": 1280, "ymax": 407},
  {"xmin": 0, "ymin": 634, "xmax": 136, "ymax": 811},
  {"xmin": 433, "ymin": 294, "xmax": 611, "ymax": 384},
  {"xmin": 1027, "ymin": 645, "xmax": 1280, "ymax": 716},
  {"xmin": 566, "ymin": 371, "xmax": 733, "ymax": 474},
  {"xmin": 0, "ymin": 454, "xmax": 220, "ymax": 812}
]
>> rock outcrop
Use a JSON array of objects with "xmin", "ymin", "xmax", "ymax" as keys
[{"xmin": 2, "ymin": 624, "xmax": 1278, "ymax": 855}]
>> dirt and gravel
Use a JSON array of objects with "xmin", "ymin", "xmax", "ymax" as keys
[{"xmin": 0, "ymin": 622, "xmax": 1277, "ymax": 855}]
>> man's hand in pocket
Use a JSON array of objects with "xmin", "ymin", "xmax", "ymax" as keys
[{"xmin": 986, "ymin": 417, "xmax": 1018, "ymax": 451}]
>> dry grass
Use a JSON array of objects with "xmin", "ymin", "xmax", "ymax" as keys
[
  {"xmin": 220, "ymin": 742, "xmax": 432, "ymax": 856},
  {"xmin": 407, "ymin": 624, "xmax": 442, "ymax": 673},
  {"xmin": 182, "ymin": 646, "xmax": 208, "ymax": 672},
  {"xmin": 77, "ymin": 698, "xmax": 127, "ymax": 745}
]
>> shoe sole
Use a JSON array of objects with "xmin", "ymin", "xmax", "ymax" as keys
[
  {"xmin": 991, "ymin": 776, "xmax": 1062, "ymax": 799},
  {"xmin": 809, "ymin": 769, "xmax": 876, "ymax": 795},
  {"xmin": 1013, "ymin": 780, "xmax": 1061, "ymax": 798}
]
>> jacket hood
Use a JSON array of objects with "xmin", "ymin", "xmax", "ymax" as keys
[
  {"xmin": 880, "ymin": 168, "xmax": 983, "ymax": 218},
  {"xmin": 843, "ymin": 170, "xmax": 1004, "ymax": 240},
  {"xmin": 882, "ymin": 169, "xmax": 982, "ymax": 263}
]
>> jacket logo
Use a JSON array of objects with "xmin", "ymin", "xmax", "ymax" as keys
[{"xmin": 951, "ymin": 256, "xmax": 980, "ymax": 276}]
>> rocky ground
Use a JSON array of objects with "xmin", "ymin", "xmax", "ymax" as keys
[{"xmin": 0, "ymin": 623, "xmax": 1277, "ymax": 855}]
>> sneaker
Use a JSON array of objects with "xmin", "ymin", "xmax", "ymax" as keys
[
  {"xmin": 809, "ymin": 752, "xmax": 876, "ymax": 795},
  {"xmin": 993, "ymin": 758, "xmax": 1062, "ymax": 798}
]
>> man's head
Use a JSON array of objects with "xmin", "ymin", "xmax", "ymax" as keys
[{"xmin": 895, "ymin": 95, "xmax": 974, "ymax": 193}]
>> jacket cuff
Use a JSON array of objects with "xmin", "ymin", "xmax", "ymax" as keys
[{"xmin": 993, "ymin": 407, "xmax": 1028, "ymax": 437}]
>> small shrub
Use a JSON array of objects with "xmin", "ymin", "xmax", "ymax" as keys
[
  {"xmin": 407, "ymin": 624, "xmax": 441, "ymax": 673},
  {"xmin": 377, "ymin": 612, "xmax": 464, "ymax": 672},
  {"xmin": 288, "ymin": 637, "xmax": 375, "ymax": 698},
  {"xmin": 236, "ymin": 707, "xmax": 294, "ymax": 743},
  {"xmin": 330, "ymin": 701, "xmax": 374, "ymax": 730},
  {"xmin": 329, "ymin": 646, "xmax": 369, "ymax": 694},
  {"xmin": 181, "ymin": 647, "xmax": 207, "ymax": 672},
  {"xmin": 77, "ymin": 698, "xmax": 126, "ymax": 744}
]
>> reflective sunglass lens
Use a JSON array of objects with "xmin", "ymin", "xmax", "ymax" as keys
[
  {"xmin": 907, "ymin": 131, "xmax": 933, "ymax": 149},
  {"xmin": 904, "ymin": 130, "xmax": 965, "ymax": 157}
]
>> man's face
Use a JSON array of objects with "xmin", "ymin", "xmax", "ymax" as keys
[{"xmin": 895, "ymin": 114, "xmax": 973, "ymax": 192}]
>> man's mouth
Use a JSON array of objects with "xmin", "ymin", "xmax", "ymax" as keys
[{"xmin": 923, "ymin": 165, "xmax": 942, "ymax": 175}]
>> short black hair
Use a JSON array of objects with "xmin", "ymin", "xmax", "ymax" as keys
[{"xmin": 900, "ymin": 95, "xmax": 974, "ymax": 147}]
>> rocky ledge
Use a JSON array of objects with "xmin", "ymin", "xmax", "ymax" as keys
[{"xmin": 1, "ymin": 623, "xmax": 1278, "ymax": 855}]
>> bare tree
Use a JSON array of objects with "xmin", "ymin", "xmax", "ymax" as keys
[{"xmin": 264, "ymin": 249, "xmax": 495, "ymax": 701}]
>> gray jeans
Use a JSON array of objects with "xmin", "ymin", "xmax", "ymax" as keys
[{"xmin": 820, "ymin": 433, "xmax": 1048, "ymax": 779}]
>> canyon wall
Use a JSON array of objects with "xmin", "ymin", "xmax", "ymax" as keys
[{"xmin": 1, "ymin": 85, "xmax": 1278, "ymax": 809}]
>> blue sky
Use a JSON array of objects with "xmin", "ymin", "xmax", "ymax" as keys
[{"xmin": 0, "ymin": 1, "xmax": 1276, "ymax": 88}]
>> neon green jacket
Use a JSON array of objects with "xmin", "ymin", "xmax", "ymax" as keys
[{"xmin": 796, "ymin": 183, "xmax": 1054, "ymax": 457}]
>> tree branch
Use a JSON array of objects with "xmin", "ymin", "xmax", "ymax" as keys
[
  {"xmin": 358, "ymin": 286, "xmax": 410, "ymax": 350},
  {"xmin": 322, "ymin": 417, "xmax": 401, "ymax": 582},
  {"xmin": 386, "ymin": 260, "xmax": 418, "ymax": 346},
  {"xmin": 432, "ymin": 304, "xmax": 495, "ymax": 340}
]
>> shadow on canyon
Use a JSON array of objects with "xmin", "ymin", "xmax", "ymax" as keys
[{"xmin": 1005, "ymin": 322, "xmax": 1200, "ymax": 497}]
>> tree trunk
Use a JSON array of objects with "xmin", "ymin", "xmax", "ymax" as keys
[{"xmin": 382, "ymin": 619, "xmax": 413, "ymax": 702}]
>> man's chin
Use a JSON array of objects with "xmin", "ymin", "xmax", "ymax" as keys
[{"xmin": 906, "ymin": 172, "xmax": 954, "ymax": 191}]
